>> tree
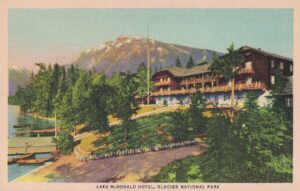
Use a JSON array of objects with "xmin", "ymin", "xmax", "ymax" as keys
[
  {"xmin": 209, "ymin": 43, "xmax": 244, "ymax": 109},
  {"xmin": 175, "ymin": 57, "xmax": 182, "ymax": 67},
  {"xmin": 135, "ymin": 62, "xmax": 154, "ymax": 105},
  {"xmin": 170, "ymin": 110, "xmax": 190, "ymax": 142},
  {"xmin": 53, "ymin": 124, "xmax": 74, "ymax": 155},
  {"xmin": 84, "ymin": 73, "xmax": 113, "ymax": 145},
  {"xmin": 109, "ymin": 73, "xmax": 139, "ymax": 141},
  {"xmin": 186, "ymin": 55, "xmax": 194, "ymax": 68},
  {"xmin": 201, "ymin": 92, "xmax": 292, "ymax": 182},
  {"xmin": 189, "ymin": 91, "xmax": 207, "ymax": 134}
]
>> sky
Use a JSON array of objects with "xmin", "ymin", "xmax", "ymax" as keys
[{"xmin": 8, "ymin": 9, "xmax": 293, "ymax": 71}]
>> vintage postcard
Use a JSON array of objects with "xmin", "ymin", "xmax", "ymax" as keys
[{"xmin": 0, "ymin": 0, "xmax": 299, "ymax": 191}]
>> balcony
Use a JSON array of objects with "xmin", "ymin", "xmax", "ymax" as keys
[
  {"xmin": 151, "ymin": 81, "xmax": 266, "ymax": 96},
  {"xmin": 155, "ymin": 80, "xmax": 171, "ymax": 86},
  {"xmin": 238, "ymin": 67, "xmax": 255, "ymax": 74},
  {"xmin": 180, "ymin": 76, "xmax": 218, "ymax": 85}
]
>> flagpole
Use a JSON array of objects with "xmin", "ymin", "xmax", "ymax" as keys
[{"xmin": 147, "ymin": 24, "xmax": 150, "ymax": 105}]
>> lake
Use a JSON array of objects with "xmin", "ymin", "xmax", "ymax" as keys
[{"xmin": 8, "ymin": 105, "xmax": 55, "ymax": 181}]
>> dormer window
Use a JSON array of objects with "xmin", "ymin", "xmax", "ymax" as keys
[
  {"xmin": 245, "ymin": 61, "xmax": 252, "ymax": 69},
  {"xmin": 280, "ymin": 62, "xmax": 284, "ymax": 70},
  {"xmin": 271, "ymin": 60, "xmax": 275, "ymax": 68}
]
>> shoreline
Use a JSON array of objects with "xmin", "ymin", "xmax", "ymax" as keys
[{"xmin": 11, "ymin": 161, "xmax": 54, "ymax": 182}]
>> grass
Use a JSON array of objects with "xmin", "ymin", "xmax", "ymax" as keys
[
  {"xmin": 146, "ymin": 155, "xmax": 204, "ymax": 182},
  {"xmin": 78, "ymin": 112, "xmax": 193, "ymax": 154},
  {"xmin": 76, "ymin": 105, "xmax": 164, "ymax": 132},
  {"xmin": 78, "ymin": 106, "xmax": 211, "ymax": 153}
]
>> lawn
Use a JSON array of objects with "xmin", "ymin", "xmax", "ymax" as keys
[
  {"xmin": 76, "ymin": 105, "xmax": 165, "ymax": 132},
  {"xmin": 78, "ymin": 112, "xmax": 194, "ymax": 154},
  {"xmin": 146, "ymin": 155, "xmax": 204, "ymax": 182}
]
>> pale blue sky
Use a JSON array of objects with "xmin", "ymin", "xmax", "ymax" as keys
[{"xmin": 8, "ymin": 9, "xmax": 293, "ymax": 70}]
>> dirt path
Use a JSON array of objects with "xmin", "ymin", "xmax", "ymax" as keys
[{"xmin": 14, "ymin": 145, "xmax": 202, "ymax": 183}]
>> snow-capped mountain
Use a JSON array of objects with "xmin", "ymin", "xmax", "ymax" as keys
[{"xmin": 71, "ymin": 35, "xmax": 222, "ymax": 75}]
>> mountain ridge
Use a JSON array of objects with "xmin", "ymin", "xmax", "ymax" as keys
[{"xmin": 71, "ymin": 35, "xmax": 222, "ymax": 75}]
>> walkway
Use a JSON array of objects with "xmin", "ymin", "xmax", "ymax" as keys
[{"xmin": 14, "ymin": 145, "xmax": 202, "ymax": 182}]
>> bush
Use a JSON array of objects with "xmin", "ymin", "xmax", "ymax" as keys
[
  {"xmin": 200, "ymin": 92, "xmax": 292, "ymax": 182},
  {"xmin": 53, "ymin": 128, "xmax": 75, "ymax": 155},
  {"xmin": 163, "ymin": 99, "xmax": 168, "ymax": 106}
]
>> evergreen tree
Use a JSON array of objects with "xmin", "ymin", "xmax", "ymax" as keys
[
  {"xmin": 201, "ymin": 92, "xmax": 292, "ymax": 182},
  {"xmin": 186, "ymin": 55, "xmax": 194, "ymax": 68},
  {"xmin": 209, "ymin": 43, "xmax": 244, "ymax": 109},
  {"xmin": 175, "ymin": 57, "xmax": 182, "ymax": 67},
  {"xmin": 189, "ymin": 91, "xmax": 207, "ymax": 134},
  {"xmin": 109, "ymin": 73, "xmax": 139, "ymax": 141},
  {"xmin": 135, "ymin": 62, "xmax": 154, "ymax": 105}
]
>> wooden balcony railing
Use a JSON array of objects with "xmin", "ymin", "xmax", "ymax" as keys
[
  {"xmin": 155, "ymin": 80, "xmax": 171, "ymax": 86},
  {"xmin": 180, "ymin": 76, "xmax": 218, "ymax": 85},
  {"xmin": 151, "ymin": 81, "xmax": 266, "ymax": 96},
  {"xmin": 238, "ymin": 67, "xmax": 255, "ymax": 74}
]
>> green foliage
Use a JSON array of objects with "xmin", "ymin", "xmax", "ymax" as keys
[
  {"xmin": 189, "ymin": 91, "xmax": 207, "ymax": 134},
  {"xmin": 108, "ymin": 73, "xmax": 139, "ymax": 141},
  {"xmin": 186, "ymin": 55, "xmax": 194, "ymax": 68},
  {"xmin": 52, "ymin": 126, "xmax": 74, "ymax": 155},
  {"xmin": 148, "ymin": 156, "xmax": 204, "ymax": 182},
  {"xmin": 209, "ymin": 43, "xmax": 245, "ymax": 80},
  {"xmin": 93, "ymin": 113, "xmax": 182, "ymax": 154},
  {"xmin": 163, "ymin": 99, "xmax": 168, "ymax": 106},
  {"xmin": 209, "ymin": 43, "xmax": 244, "ymax": 108},
  {"xmin": 270, "ymin": 69, "xmax": 288, "ymax": 95},
  {"xmin": 200, "ymin": 92, "xmax": 292, "ymax": 182},
  {"xmin": 134, "ymin": 62, "xmax": 154, "ymax": 104},
  {"xmin": 175, "ymin": 57, "xmax": 182, "ymax": 67},
  {"xmin": 170, "ymin": 110, "xmax": 191, "ymax": 142}
]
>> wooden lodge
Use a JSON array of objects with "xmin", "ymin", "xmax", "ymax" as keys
[{"xmin": 151, "ymin": 46, "xmax": 293, "ymax": 107}]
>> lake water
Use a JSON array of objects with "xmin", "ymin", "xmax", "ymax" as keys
[
  {"xmin": 8, "ymin": 105, "xmax": 55, "ymax": 137},
  {"xmin": 8, "ymin": 105, "xmax": 55, "ymax": 181}
]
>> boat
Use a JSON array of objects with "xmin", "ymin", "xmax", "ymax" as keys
[
  {"xmin": 13, "ymin": 124, "xmax": 31, "ymax": 128},
  {"xmin": 8, "ymin": 153, "xmax": 35, "ymax": 165},
  {"xmin": 16, "ymin": 156, "xmax": 54, "ymax": 165}
]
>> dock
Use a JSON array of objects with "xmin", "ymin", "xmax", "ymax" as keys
[
  {"xmin": 15, "ymin": 128, "xmax": 56, "ymax": 134},
  {"xmin": 8, "ymin": 137, "xmax": 56, "ymax": 155}
]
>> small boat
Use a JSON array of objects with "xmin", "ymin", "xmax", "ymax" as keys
[
  {"xmin": 13, "ymin": 124, "xmax": 31, "ymax": 128},
  {"xmin": 8, "ymin": 153, "xmax": 35, "ymax": 165},
  {"xmin": 17, "ymin": 156, "xmax": 54, "ymax": 165}
]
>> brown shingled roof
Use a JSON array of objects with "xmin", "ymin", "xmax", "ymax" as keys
[
  {"xmin": 156, "ymin": 64, "xmax": 212, "ymax": 78},
  {"xmin": 239, "ymin": 46, "xmax": 293, "ymax": 62}
]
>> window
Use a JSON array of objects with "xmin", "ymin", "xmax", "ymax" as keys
[
  {"xmin": 271, "ymin": 60, "xmax": 275, "ymax": 68},
  {"xmin": 290, "ymin": 64, "xmax": 293, "ymax": 72},
  {"xmin": 280, "ymin": 62, "xmax": 284, "ymax": 70},
  {"xmin": 271, "ymin": 75, "xmax": 275, "ymax": 85},
  {"xmin": 246, "ymin": 77, "xmax": 252, "ymax": 84},
  {"xmin": 245, "ymin": 61, "xmax": 252, "ymax": 69}
]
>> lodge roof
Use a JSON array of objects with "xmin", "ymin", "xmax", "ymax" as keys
[
  {"xmin": 155, "ymin": 64, "xmax": 212, "ymax": 78},
  {"xmin": 239, "ymin": 46, "xmax": 293, "ymax": 62}
]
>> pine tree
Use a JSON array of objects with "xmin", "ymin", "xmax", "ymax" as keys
[
  {"xmin": 209, "ymin": 43, "xmax": 244, "ymax": 109},
  {"xmin": 186, "ymin": 55, "xmax": 194, "ymax": 68},
  {"xmin": 175, "ymin": 57, "xmax": 182, "ymax": 67}
]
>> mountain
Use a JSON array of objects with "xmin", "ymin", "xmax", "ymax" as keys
[
  {"xmin": 71, "ymin": 35, "xmax": 222, "ymax": 75},
  {"xmin": 9, "ymin": 67, "xmax": 31, "ymax": 96}
]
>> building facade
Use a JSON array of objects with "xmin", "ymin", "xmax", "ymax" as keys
[{"xmin": 151, "ymin": 46, "xmax": 293, "ymax": 107}]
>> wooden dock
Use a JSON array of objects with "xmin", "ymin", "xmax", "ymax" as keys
[
  {"xmin": 15, "ymin": 128, "xmax": 56, "ymax": 134},
  {"xmin": 8, "ymin": 136, "xmax": 56, "ymax": 155}
]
